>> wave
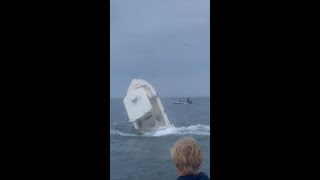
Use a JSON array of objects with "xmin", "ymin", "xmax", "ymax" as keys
[
  {"xmin": 110, "ymin": 129, "xmax": 138, "ymax": 136},
  {"xmin": 110, "ymin": 124, "xmax": 210, "ymax": 137}
]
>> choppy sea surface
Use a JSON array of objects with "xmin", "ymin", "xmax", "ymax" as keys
[{"xmin": 110, "ymin": 97, "xmax": 210, "ymax": 180}]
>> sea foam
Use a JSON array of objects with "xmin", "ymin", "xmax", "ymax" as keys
[{"xmin": 110, "ymin": 124, "xmax": 210, "ymax": 137}]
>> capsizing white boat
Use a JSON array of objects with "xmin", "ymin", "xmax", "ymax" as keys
[{"xmin": 123, "ymin": 79, "xmax": 171, "ymax": 131}]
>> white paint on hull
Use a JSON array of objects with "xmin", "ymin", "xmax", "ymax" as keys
[{"xmin": 123, "ymin": 79, "xmax": 171, "ymax": 131}]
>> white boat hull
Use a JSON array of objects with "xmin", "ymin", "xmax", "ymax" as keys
[{"xmin": 123, "ymin": 79, "xmax": 171, "ymax": 131}]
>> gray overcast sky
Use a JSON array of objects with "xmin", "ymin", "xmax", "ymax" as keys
[{"xmin": 110, "ymin": 0, "xmax": 210, "ymax": 98}]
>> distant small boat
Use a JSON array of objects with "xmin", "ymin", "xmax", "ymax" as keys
[
  {"xmin": 186, "ymin": 97, "xmax": 192, "ymax": 104},
  {"xmin": 173, "ymin": 101, "xmax": 184, "ymax": 104},
  {"xmin": 173, "ymin": 98, "xmax": 192, "ymax": 104}
]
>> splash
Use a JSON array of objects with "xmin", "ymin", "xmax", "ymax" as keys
[
  {"xmin": 110, "ymin": 129, "xmax": 138, "ymax": 136},
  {"xmin": 143, "ymin": 124, "xmax": 210, "ymax": 137},
  {"xmin": 110, "ymin": 124, "xmax": 210, "ymax": 137}
]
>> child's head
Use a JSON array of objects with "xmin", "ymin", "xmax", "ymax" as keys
[{"xmin": 171, "ymin": 137, "xmax": 203, "ymax": 175}]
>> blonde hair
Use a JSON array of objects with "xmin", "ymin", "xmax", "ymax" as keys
[{"xmin": 171, "ymin": 137, "xmax": 203, "ymax": 175}]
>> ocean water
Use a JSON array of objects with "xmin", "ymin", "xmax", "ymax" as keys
[{"xmin": 110, "ymin": 97, "xmax": 210, "ymax": 180}]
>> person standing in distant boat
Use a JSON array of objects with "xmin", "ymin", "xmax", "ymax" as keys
[
  {"xmin": 171, "ymin": 137, "xmax": 210, "ymax": 180},
  {"xmin": 187, "ymin": 97, "xmax": 190, "ymax": 103}
]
